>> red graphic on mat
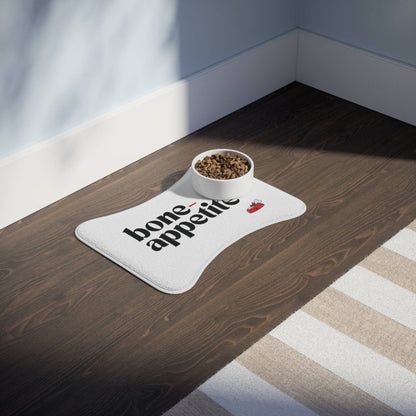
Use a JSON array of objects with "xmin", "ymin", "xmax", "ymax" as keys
[
  {"xmin": 188, "ymin": 202, "xmax": 197, "ymax": 207},
  {"xmin": 247, "ymin": 199, "xmax": 264, "ymax": 213}
]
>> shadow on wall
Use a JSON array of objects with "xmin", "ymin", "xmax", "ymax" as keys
[
  {"xmin": 0, "ymin": 0, "xmax": 299, "ymax": 161},
  {"xmin": 2, "ymin": 0, "xmax": 416, "ymax": 162},
  {"xmin": 175, "ymin": 0, "xmax": 299, "ymax": 148},
  {"xmin": 0, "ymin": 0, "xmax": 180, "ymax": 160},
  {"xmin": 175, "ymin": 0, "xmax": 416, "ymax": 161}
]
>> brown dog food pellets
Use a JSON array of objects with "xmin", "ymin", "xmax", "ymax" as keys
[{"xmin": 195, "ymin": 152, "xmax": 250, "ymax": 179}]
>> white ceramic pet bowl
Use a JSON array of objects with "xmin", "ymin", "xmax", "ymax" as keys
[{"xmin": 191, "ymin": 149, "xmax": 254, "ymax": 200}]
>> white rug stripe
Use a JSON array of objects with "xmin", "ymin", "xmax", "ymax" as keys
[
  {"xmin": 199, "ymin": 360, "xmax": 318, "ymax": 416},
  {"xmin": 269, "ymin": 310, "xmax": 416, "ymax": 416},
  {"xmin": 383, "ymin": 228, "xmax": 416, "ymax": 262},
  {"xmin": 330, "ymin": 265, "xmax": 416, "ymax": 331}
]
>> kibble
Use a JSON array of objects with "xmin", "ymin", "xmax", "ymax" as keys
[{"xmin": 195, "ymin": 152, "xmax": 250, "ymax": 179}]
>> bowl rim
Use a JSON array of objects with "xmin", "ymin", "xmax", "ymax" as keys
[{"xmin": 191, "ymin": 148, "xmax": 254, "ymax": 182}]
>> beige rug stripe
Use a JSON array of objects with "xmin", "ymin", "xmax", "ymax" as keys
[
  {"xmin": 303, "ymin": 287, "xmax": 416, "ymax": 373},
  {"xmin": 406, "ymin": 220, "xmax": 416, "ymax": 233},
  {"xmin": 361, "ymin": 246, "xmax": 416, "ymax": 293},
  {"xmin": 162, "ymin": 389, "xmax": 233, "ymax": 416},
  {"xmin": 236, "ymin": 335, "xmax": 400, "ymax": 416}
]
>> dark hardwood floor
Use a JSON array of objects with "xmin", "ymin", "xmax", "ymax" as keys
[{"xmin": 1, "ymin": 82, "xmax": 415, "ymax": 415}]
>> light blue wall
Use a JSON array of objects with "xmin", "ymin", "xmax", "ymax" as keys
[
  {"xmin": 299, "ymin": 0, "xmax": 416, "ymax": 66},
  {"xmin": 2, "ymin": 0, "xmax": 415, "ymax": 160},
  {"xmin": 175, "ymin": 0, "xmax": 298, "ymax": 79},
  {"xmin": 0, "ymin": 0, "xmax": 297, "ymax": 159}
]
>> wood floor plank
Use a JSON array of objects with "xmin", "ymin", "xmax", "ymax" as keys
[{"xmin": 0, "ymin": 82, "xmax": 415, "ymax": 415}]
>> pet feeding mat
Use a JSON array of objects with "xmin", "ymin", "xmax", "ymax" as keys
[{"xmin": 75, "ymin": 169, "xmax": 306, "ymax": 294}]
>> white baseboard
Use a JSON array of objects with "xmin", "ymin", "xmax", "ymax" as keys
[
  {"xmin": 297, "ymin": 30, "xmax": 416, "ymax": 127},
  {"xmin": 2, "ymin": 29, "xmax": 415, "ymax": 229},
  {"xmin": 0, "ymin": 30, "xmax": 297, "ymax": 229}
]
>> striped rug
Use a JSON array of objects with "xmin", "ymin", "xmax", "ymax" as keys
[{"xmin": 164, "ymin": 220, "xmax": 416, "ymax": 416}]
